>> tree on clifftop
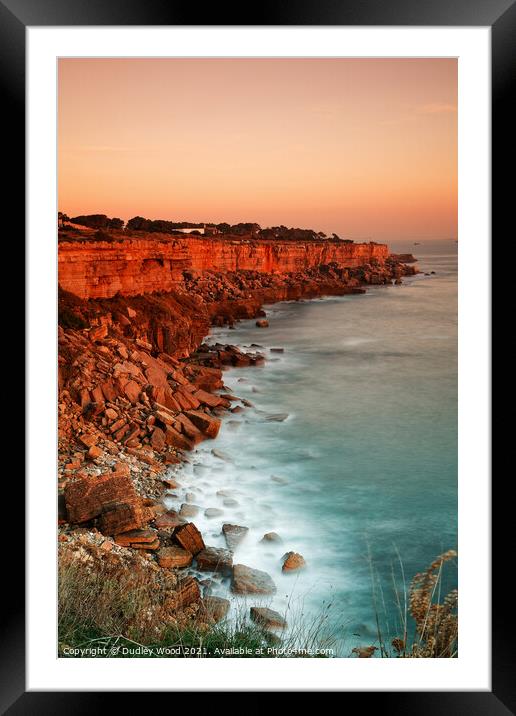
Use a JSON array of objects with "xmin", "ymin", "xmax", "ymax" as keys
[{"xmin": 70, "ymin": 214, "xmax": 109, "ymax": 230}]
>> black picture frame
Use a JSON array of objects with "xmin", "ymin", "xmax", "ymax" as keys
[{"xmin": 5, "ymin": 0, "xmax": 510, "ymax": 709}]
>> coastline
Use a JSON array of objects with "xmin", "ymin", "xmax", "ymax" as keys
[{"xmin": 58, "ymin": 248, "xmax": 421, "ymax": 655}]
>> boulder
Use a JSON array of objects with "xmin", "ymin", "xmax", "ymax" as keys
[
  {"xmin": 255, "ymin": 320, "xmax": 269, "ymax": 328},
  {"xmin": 173, "ymin": 522, "xmax": 205, "ymax": 555},
  {"xmin": 261, "ymin": 532, "xmax": 282, "ymax": 543},
  {"xmin": 250, "ymin": 607, "xmax": 287, "ymax": 630},
  {"xmin": 174, "ymin": 413, "xmax": 204, "ymax": 444},
  {"xmin": 202, "ymin": 596, "xmax": 230, "ymax": 623},
  {"xmin": 231, "ymin": 564, "xmax": 276, "ymax": 595},
  {"xmin": 150, "ymin": 426, "xmax": 166, "ymax": 451},
  {"xmin": 123, "ymin": 380, "xmax": 141, "ymax": 404},
  {"xmin": 282, "ymin": 552, "xmax": 306, "ymax": 572},
  {"xmin": 64, "ymin": 470, "xmax": 151, "ymax": 535},
  {"xmin": 265, "ymin": 413, "xmax": 289, "ymax": 422},
  {"xmin": 164, "ymin": 426, "xmax": 194, "ymax": 452},
  {"xmin": 179, "ymin": 503, "xmax": 200, "ymax": 518},
  {"xmin": 184, "ymin": 410, "xmax": 221, "ymax": 439},
  {"xmin": 154, "ymin": 510, "xmax": 186, "ymax": 530},
  {"xmin": 157, "ymin": 545, "xmax": 193, "ymax": 569},
  {"xmin": 169, "ymin": 576, "xmax": 201, "ymax": 610},
  {"xmin": 222, "ymin": 523, "xmax": 249, "ymax": 550},
  {"xmin": 193, "ymin": 389, "xmax": 224, "ymax": 408},
  {"xmin": 204, "ymin": 507, "xmax": 223, "ymax": 519},
  {"xmin": 115, "ymin": 528, "xmax": 160, "ymax": 550},
  {"xmin": 196, "ymin": 546, "xmax": 233, "ymax": 576}
]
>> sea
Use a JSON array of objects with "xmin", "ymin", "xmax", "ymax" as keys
[{"xmin": 163, "ymin": 239, "xmax": 458, "ymax": 656}]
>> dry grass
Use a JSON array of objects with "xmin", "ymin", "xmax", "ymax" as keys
[{"xmin": 365, "ymin": 549, "xmax": 458, "ymax": 658}]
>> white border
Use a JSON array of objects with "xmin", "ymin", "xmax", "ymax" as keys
[{"xmin": 27, "ymin": 27, "xmax": 490, "ymax": 691}]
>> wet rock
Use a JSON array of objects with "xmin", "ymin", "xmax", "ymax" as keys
[
  {"xmin": 265, "ymin": 413, "xmax": 289, "ymax": 422},
  {"xmin": 256, "ymin": 319, "xmax": 269, "ymax": 328},
  {"xmin": 261, "ymin": 532, "xmax": 282, "ymax": 544},
  {"xmin": 179, "ymin": 503, "xmax": 200, "ymax": 518},
  {"xmin": 223, "ymin": 498, "xmax": 239, "ymax": 507},
  {"xmin": 157, "ymin": 545, "xmax": 193, "ymax": 569},
  {"xmin": 250, "ymin": 607, "xmax": 287, "ymax": 630},
  {"xmin": 270, "ymin": 348, "xmax": 284, "ymax": 353},
  {"xmin": 231, "ymin": 564, "xmax": 276, "ymax": 595},
  {"xmin": 196, "ymin": 546, "xmax": 233, "ymax": 576},
  {"xmin": 282, "ymin": 552, "xmax": 306, "ymax": 572},
  {"xmin": 222, "ymin": 523, "xmax": 249, "ymax": 550},
  {"xmin": 211, "ymin": 449, "xmax": 233, "ymax": 462},
  {"xmin": 173, "ymin": 522, "xmax": 205, "ymax": 555},
  {"xmin": 204, "ymin": 507, "xmax": 224, "ymax": 519},
  {"xmin": 271, "ymin": 475, "xmax": 288, "ymax": 485}
]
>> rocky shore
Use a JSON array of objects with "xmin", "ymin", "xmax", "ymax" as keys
[{"xmin": 58, "ymin": 243, "xmax": 418, "ymax": 643}]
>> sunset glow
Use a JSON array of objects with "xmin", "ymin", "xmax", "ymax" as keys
[{"xmin": 58, "ymin": 58, "xmax": 457, "ymax": 241}]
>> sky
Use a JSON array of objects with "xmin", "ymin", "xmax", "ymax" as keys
[{"xmin": 58, "ymin": 58, "xmax": 457, "ymax": 242}]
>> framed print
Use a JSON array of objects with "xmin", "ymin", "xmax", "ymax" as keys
[{"xmin": 3, "ymin": 0, "xmax": 511, "ymax": 708}]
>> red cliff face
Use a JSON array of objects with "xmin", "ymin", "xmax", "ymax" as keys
[{"xmin": 58, "ymin": 234, "xmax": 389, "ymax": 300}]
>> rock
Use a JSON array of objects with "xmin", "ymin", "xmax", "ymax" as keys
[
  {"xmin": 123, "ymin": 380, "xmax": 141, "ymax": 404},
  {"xmin": 174, "ymin": 413, "xmax": 205, "ymax": 444},
  {"xmin": 154, "ymin": 510, "xmax": 186, "ymax": 530},
  {"xmin": 79, "ymin": 433, "xmax": 98, "ymax": 448},
  {"xmin": 196, "ymin": 546, "xmax": 233, "ymax": 576},
  {"xmin": 164, "ymin": 426, "xmax": 194, "ymax": 452},
  {"xmin": 184, "ymin": 410, "xmax": 221, "ymax": 439},
  {"xmin": 170, "ymin": 576, "xmax": 201, "ymax": 609},
  {"xmin": 352, "ymin": 646, "xmax": 378, "ymax": 658},
  {"xmin": 261, "ymin": 532, "xmax": 282, "ymax": 543},
  {"xmin": 87, "ymin": 445, "xmax": 103, "ymax": 460},
  {"xmin": 173, "ymin": 522, "xmax": 205, "ymax": 555},
  {"xmin": 223, "ymin": 498, "xmax": 239, "ymax": 507},
  {"xmin": 157, "ymin": 545, "xmax": 193, "ymax": 569},
  {"xmin": 282, "ymin": 552, "xmax": 306, "ymax": 572},
  {"xmin": 204, "ymin": 507, "xmax": 223, "ymax": 519},
  {"xmin": 64, "ymin": 470, "xmax": 151, "ymax": 535},
  {"xmin": 115, "ymin": 528, "xmax": 160, "ymax": 550},
  {"xmin": 255, "ymin": 319, "xmax": 269, "ymax": 328},
  {"xmin": 150, "ymin": 426, "xmax": 166, "ymax": 451},
  {"xmin": 211, "ymin": 449, "xmax": 232, "ymax": 462},
  {"xmin": 250, "ymin": 607, "xmax": 287, "ymax": 630},
  {"xmin": 89, "ymin": 325, "xmax": 108, "ymax": 342},
  {"xmin": 271, "ymin": 475, "xmax": 288, "ymax": 485},
  {"xmin": 193, "ymin": 389, "xmax": 224, "ymax": 408},
  {"xmin": 231, "ymin": 564, "xmax": 277, "ymax": 595},
  {"xmin": 179, "ymin": 503, "xmax": 200, "ymax": 518},
  {"xmin": 265, "ymin": 413, "xmax": 289, "ymax": 422},
  {"xmin": 222, "ymin": 523, "xmax": 249, "ymax": 550},
  {"xmin": 270, "ymin": 348, "xmax": 284, "ymax": 353},
  {"xmin": 202, "ymin": 596, "xmax": 230, "ymax": 623},
  {"xmin": 154, "ymin": 409, "xmax": 175, "ymax": 426}
]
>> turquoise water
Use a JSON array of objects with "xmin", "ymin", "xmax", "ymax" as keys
[{"xmin": 165, "ymin": 239, "xmax": 457, "ymax": 655}]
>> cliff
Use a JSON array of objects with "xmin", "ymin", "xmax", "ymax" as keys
[{"xmin": 58, "ymin": 232, "xmax": 389, "ymax": 300}]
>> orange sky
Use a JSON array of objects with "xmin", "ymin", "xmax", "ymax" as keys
[{"xmin": 58, "ymin": 58, "xmax": 457, "ymax": 241}]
